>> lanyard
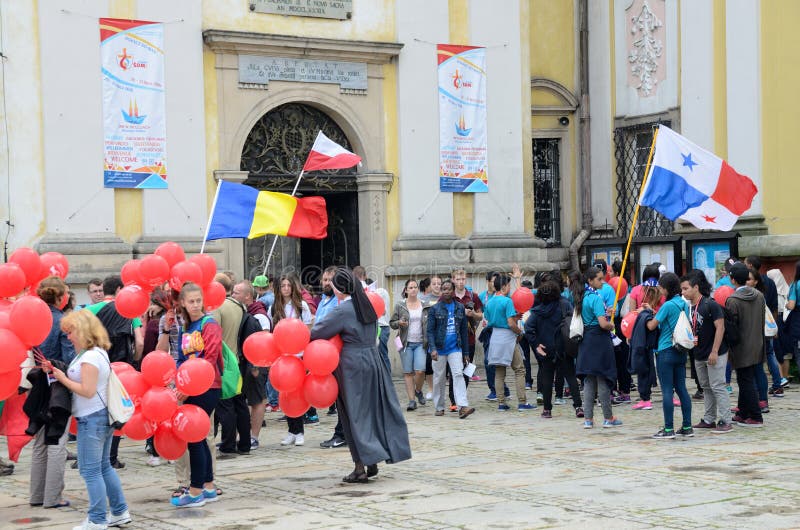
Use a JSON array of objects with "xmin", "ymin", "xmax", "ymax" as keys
[{"xmin": 689, "ymin": 297, "xmax": 700, "ymax": 333}]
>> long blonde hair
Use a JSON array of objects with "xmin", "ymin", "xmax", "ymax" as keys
[{"xmin": 61, "ymin": 310, "xmax": 111, "ymax": 351}]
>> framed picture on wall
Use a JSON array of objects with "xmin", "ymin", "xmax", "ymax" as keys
[
  {"xmin": 632, "ymin": 236, "xmax": 682, "ymax": 283},
  {"xmin": 684, "ymin": 233, "xmax": 740, "ymax": 287}
]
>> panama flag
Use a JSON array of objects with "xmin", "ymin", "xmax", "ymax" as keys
[
  {"xmin": 639, "ymin": 125, "xmax": 757, "ymax": 231},
  {"xmin": 302, "ymin": 131, "xmax": 362, "ymax": 172}
]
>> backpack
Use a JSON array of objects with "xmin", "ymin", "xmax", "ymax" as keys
[
  {"xmin": 95, "ymin": 302, "xmax": 135, "ymax": 364},
  {"xmin": 671, "ymin": 299, "xmax": 695, "ymax": 354},
  {"xmin": 95, "ymin": 353, "xmax": 135, "ymax": 429},
  {"xmin": 200, "ymin": 316, "xmax": 242, "ymax": 399},
  {"xmin": 237, "ymin": 310, "xmax": 265, "ymax": 361},
  {"xmin": 556, "ymin": 300, "xmax": 579, "ymax": 359}
]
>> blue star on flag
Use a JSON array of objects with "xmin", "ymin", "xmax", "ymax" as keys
[{"xmin": 682, "ymin": 152, "xmax": 698, "ymax": 171}]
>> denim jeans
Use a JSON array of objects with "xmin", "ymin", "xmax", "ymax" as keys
[
  {"xmin": 655, "ymin": 347, "xmax": 692, "ymax": 430},
  {"xmin": 755, "ymin": 362, "xmax": 768, "ymax": 402},
  {"xmin": 76, "ymin": 409, "xmax": 127, "ymax": 524},
  {"xmin": 765, "ymin": 339, "xmax": 782, "ymax": 390},
  {"xmin": 185, "ymin": 388, "xmax": 221, "ymax": 489},
  {"xmin": 265, "ymin": 379, "xmax": 279, "ymax": 407}
]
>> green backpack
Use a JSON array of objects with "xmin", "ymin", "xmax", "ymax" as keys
[{"xmin": 201, "ymin": 317, "xmax": 242, "ymax": 399}]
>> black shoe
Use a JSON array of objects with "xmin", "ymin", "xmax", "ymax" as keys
[
  {"xmin": 110, "ymin": 460, "xmax": 125, "ymax": 469},
  {"xmin": 327, "ymin": 405, "xmax": 337, "ymax": 415},
  {"xmin": 216, "ymin": 450, "xmax": 237, "ymax": 460},
  {"xmin": 692, "ymin": 390, "xmax": 704, "ymax": 400},
  {"xmin": 0, "ymin": 464, "xmax": 13, "ymax": 476},
  {"xmin": 652, "ymin": 428, "xmax": 675, "ymax": 439},
  {"xmin": 66, "ymin": 451, "xmax": 77, "ymax": 461},
  {"xmin": 319, "ymin": 436, "xmax": 347, "ymax": 449},
  {"xmin": 677, "ymin": 426, "xmax": 695, "ymax": 437},
  {"xmin": 70, "ymin": 460, "xmax": 78, "ymax": 470}
]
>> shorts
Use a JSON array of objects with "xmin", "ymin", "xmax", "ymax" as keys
[
  {"xmin": 243, "ymin": 367, "xmax": 268, "ymax": 406},
  {"xmin": 400, "ymin": 342, "xmax": 426, "ymax": 373}
]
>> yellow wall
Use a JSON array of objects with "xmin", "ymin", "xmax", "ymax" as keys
[
  {"xmin": 449, "ymin": 0, "xmax": 473, "ymax": 239},
  {"xmin": 203, "ymin": 48, "xmax": 220, "ymax": 217},
  {"xmin": 529, "ymin": 0, "xmax": 574, "ymax": 92},
  {"xmin": 383, "ymin": 62, "xmax": 400, "ymax": 261},
  {"xmin": 761, "ymin": 1, "xmax": 800, "ymax": 235}
]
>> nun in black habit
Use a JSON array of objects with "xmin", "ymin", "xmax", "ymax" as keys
[{"xmin": 310, "ymin": 267, "xmax": 412, "ymax": 483}]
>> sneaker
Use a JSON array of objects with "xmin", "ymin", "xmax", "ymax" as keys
[
  {"xmin": 303, "ymin": 414, "xmax": 319, "ymax": 424},
  {"xmin": 72, "ymin": 519, "xmax": 108, "ymax": 530},
  {"xmin": 769, "ymin": 387, "xmax": 784, "ymax": 397},
  {"xmin": 415, "ymin": 390, "xmax": 426, "ymax": 405},
  {"xmin": 171, "ymin": 492, "xmax": 205, "ymax": 508},
  {"xmin": 271, "ymin": 406, "xmax": 281, "ymax": 413},
  {"xmin": 407, "ymin": 400, "xmax": 417, "ymax": 411},
  {"xmin": 602, "ymin": 417, "xmax": 623, "ymax": 428},
  {"xmin": 67, "ymin": 434, "xmax": 77, "ymax": 443},
  {"xmin": 575, "ymin": 407, "xmax": 584, "ymax": 418},
  {"xmin": 425, "ymin": 392, "xmax": 433, "ymax": 400},
  {"xmin": 327, "ymin": 405, "xmax": 337, "ymax": 415},
  {"xmin": 110, "ymin": 460, "xmax": 125, "ymax": 470},
  {"xmin": 632, "ymin": 400, "xmax": 652, "ymax": 410},
  {"xmin": 612, "ymin": 393, "xmax": 631, "ymax": 405},
  {"xmin": 554, "ymin": 397, "xmax": 567, "ymax": 406},
  {"xmin": 517, "ymin": 403, "xmax": 536, "ymax": 411},
  {"xmin": 320, "ymin": 436, "xmax": 347, "ymax": 448},
  {"xmin": 780, "ymin": 377, "xmax": 790, "ymax": 388},
  {"xmin": 107, "ymin": 509, "xmax": 131, "ymax": 527},
  {"xmin": 504, "ymin": 387, "xmax": 511, "ymax": 398},
  {"xmin": 485, "ymin": 392, "xmax": 498, "ymax": 401},
  {"xmin": 541, "ymin": 410, "xmax": 552, "ymax": 418},
  {"xmin": 280, "ymin": 433, "xmax": 296, "ymax": 446},
  {"xmin": 672, "ymin": 397, "xmax": 680, "ymax": 406},
  {"xmin": 470, "ymin": 375, "xmax": 481, "ymax": 381},
  {"xmin": 692, "ymin": 419, "xmax": 715, "ymax": 429},
  {"xmin": 449, "ymin": 405, "xmax": 458, "ymax": 412},
  {"xmin": 458, "ymin": 406, "xmax": 475, "ymax": 419},
  {"xmin": 652, "ymin": 428, "xmax": 675, "ymax": 439},
  {"xmin": 731, "ymin": 414, "xmax": 744, "ymax": 424},
  {"xmin": 759, "ymin": 400, "xmax": 770, "ymax": 413},
  {"xmin": 692, "ymin": 389, "xmax": 704, "ymax": 400},
  {"xmin": 201, "ymin": 488, "xmax": 218, "ymax": 503},
  {"xmin": 294, "ymin": 434, "xmax": 305, "ymax": 446},
  {"xmin": 536, "ymin": 392, "xmax": 544, "ymax": 404},
  {"xmin": 250, "ymin": 437, "xmax": 259, "ymax": 450},
  {"xmin": 736, "ymin": 418, "xmax": 763, "ymax": 428},
  {"xmin": 712, "ymin": 421, "xmax": 733, "ymax": 434},
  {"xmin": 583, "ymin": 420, "xmax": 593, "ymax": 429},
  {"xmin": 677, "ymin": 426, "xmax": 695, "ymax": 437},
  {"xmin": 498, "ymin": 404, "xmax": 510, "ymax": 411},
  {"xmin": 525, "ymin": 385, "xmax": 532, "ymax": 391},
  {"xmin": 726, "ymin": 385, "xmax": 733, "ymax": 394},
  {"xmin": 146, "ymin": 456, "xmax": 161, "ymax": 467}
]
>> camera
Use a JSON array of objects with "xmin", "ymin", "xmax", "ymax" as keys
[{"xmin": 465, "ymin": 302, "xmax": 475, "ymax": 310}]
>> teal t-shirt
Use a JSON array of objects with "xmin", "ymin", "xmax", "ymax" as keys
[
  {"xmin": 484, "ymin": 294, "xmax": 516, "ymax": 329},
  {"xmin": 581, "ymin": 291, "xmax": 606, "ymax": 327},
  {"xmin": 654, "ymin": 295, "xmax": 688, "ymax": 352},
  {"xmin": 599, "ymin": 283, "xmax": 616, "ymax": 309},
  {"xmin": 85, "ymin": 300, "xmax": 142, "ymax": 328},
  {"xmin": 714, "ymin": 275, "xmax": 733, "ymax": 290},
  {"xmin": 788, "ymin": 281, "xmax": 800, "ymax": 302}
]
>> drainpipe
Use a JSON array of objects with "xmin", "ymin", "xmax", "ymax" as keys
[{"xmin": 569, "ymin": 0, "xmax": 592, "ymax": 271}]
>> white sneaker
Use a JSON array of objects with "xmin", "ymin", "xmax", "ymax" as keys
[
  {"xmin": 107, "ymin": 509, "xmax": 131, "ymax": 527},
  {"xmin": 280, "ymin": 433, "xmax": 296, "ymax": 446},
  {"xmin": 425, "ymin": 392, "xmax": 433, "ymax": 400},
  {"xmin": 294, "ymin": 434, "xmax": 305, "ymax": 446},
  {"xmin": 73, "ymin": 519, "xmax": 108, "ymax": 530},
  {"xmin": 146, "ymin": 456, "xmax": 161, "ymax": 467}
]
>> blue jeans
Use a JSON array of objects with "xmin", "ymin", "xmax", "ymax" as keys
[
  {"xmin": 76, "ymin": 409, "xmax": 127, "ymax": 524},
  {"xmin": 378, "ymin": 325, "xmax": 391, "ymax": 371},
  {"xmin": 265, "ymin": 379, "xmax": 279, "ymax": 407},
  {"xmin": 766, "ymin": 340, "xmax": 782, "ymax": 390},
  {"xmin": 185, "ymin": 388, "xmax": 221, "ymax": 489},
  {"xmin": 655, "ymin": 347, "xmax": 692, "ymax": 430},
  {"xmin": 400, "ymin": 342, "xmax": 426, "ymax": 373}
]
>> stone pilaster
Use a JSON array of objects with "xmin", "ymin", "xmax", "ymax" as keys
[{"xmin": 356, "ymin": 173, "xmax": 393, "ymax": 277}]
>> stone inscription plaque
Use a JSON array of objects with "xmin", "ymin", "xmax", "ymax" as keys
[
  {"xmin": 239, "ymin": 55, "xmax": 368, "ymax": 90},
  {"xmin": 251, "ymin": 0, "xmax": 352, "ymax": 20}
]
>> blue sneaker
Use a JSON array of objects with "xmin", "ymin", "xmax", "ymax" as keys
[
  {"xmin": 498, "ymin": 404, "xmax": 510, "ymax": 411},
  {"xmin": 171, "ymin": 492, "xmax": 206, "ymax": 508},
  {"xmin": 504, "ymin": 387, "xmax": 511, "ymax": 398},
  {"xmin": 583, "ymin": 420, "xmax": 594, "ymax": 429},
  {"xmin": 485, "ymin": 392, "xmax": 498, "ymax": 401},
  {"xmin": 517, "ymin": 403, "xmax": 536, "ymax": 411},
  {"xmin": 602, "ymin": 417, "xmax": 623, "ymax": 428},
  {"xmin": 202, "ymin": 488, "xmax": 219, "ymax": 503}
]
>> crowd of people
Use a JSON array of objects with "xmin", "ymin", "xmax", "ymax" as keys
[{"xmin": 9, "ymin": 253, "xmax": 800, "ymax": 529}]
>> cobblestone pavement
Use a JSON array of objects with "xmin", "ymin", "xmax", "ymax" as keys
[{"xmin": 2, "ymin": 375, "xmax": 800, "ymax": 530}]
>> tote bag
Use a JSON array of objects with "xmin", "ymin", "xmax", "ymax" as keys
[
  {"xmin": 671, "ymin": 303, "xmax": 695, "ymax": 353},
  {"xmin": 568, "ymin": 309, "xmax": 584, "ymax": 343},
  {"xmin": 765, "ymin": 306, "xmax": 778, "ymax": 337}
]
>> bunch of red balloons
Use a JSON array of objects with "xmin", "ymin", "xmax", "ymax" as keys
[
  {"xmin": 117, "ymin": 241, "xmax": 224, "ymax": 319},
  {"xmin": 0, "ymin": 247, "xmax": 70, "ymax": 400},
  {"xmin": 242, "ymin": 318, "xmax": 343, "ymax": 418}
]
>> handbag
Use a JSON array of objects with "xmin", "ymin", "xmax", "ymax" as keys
[
  {"xmin": 95, "ymin": 355, "xmax": 135, "ymax": 429},
  {"xmin": 765, "ymin": 306, "xmax": 778, "ymax": 337},
  {"xmin": 619, "ymin": 294, "xmax": 633, "ymax": 318},
  {"xmin": 672, "ymin": 301, "xmax": 695, "ymax": 353},
  {"xmin": 568, "ymin": 308, "xmax": 584, "ymax": 343}
]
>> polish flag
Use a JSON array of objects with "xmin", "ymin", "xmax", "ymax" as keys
[{"xmin": 302, "ymin": 131, "xmax": 362, "ymax": 172}]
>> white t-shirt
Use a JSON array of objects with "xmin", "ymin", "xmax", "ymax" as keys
[
  {"xmin": 281, "ymin": 301, "xmax": 313, "ymax": 325},
  {"xmin": 67, "ymin": 347, "xmax": 111, "ymax": 418},
  {"xmin": 407, "ymin": 306, "xmax": 424, "ymax": 343}
]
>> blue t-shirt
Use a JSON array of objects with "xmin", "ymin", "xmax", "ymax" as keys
[
  {"xmin": 599, "ymin": 282, "xmax": 617, "ymax": 309},
  {"xmin": 478, "ymin": 289, "xmax": 491, "ymax": 307},
  {"xmin": 788, "ymin": 281, "xmax": 800, "ymax": 302},
  {"xmin": 441, "ymin": 302, "xmax": 459, "ymax": 355},
  {"xmin": 581, "ymin": 291, "xmax": 606, "ymax": 327},
  {"xmin": 654, "ymin": 295, "xmax": 688, "ymax": 352},
  {"xmin": 714, "ymin": 276, "xmax": 733, "ymax": 290},
  {"xmin": 561, "ymin": 288, "xmax": 573, "ymax": 304},
  {"xmin": 484, "ymin": 294, "xmax": 517, "ymax": 329}
]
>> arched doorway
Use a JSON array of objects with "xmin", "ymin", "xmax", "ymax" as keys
[{"xmin": 240, "ymin": 103, "xmax": 360, "ymax": 290}]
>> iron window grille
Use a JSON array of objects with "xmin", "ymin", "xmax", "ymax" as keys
[{"xmin": 533, "ymin": 138, "xmax": 561, "ymax": 246}]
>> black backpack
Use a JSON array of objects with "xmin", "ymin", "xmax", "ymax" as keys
[
  {"xmin": 95, "ymin": 302, "xmax": 135, "ymax": 364},
  {"xmin": 556, "ymin": 299, "xmax": 579, "ymax": 359}
]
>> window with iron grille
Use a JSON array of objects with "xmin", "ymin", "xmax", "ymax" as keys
[
  {"xmin": 613, "ymin": 121, "xmax": 673, "ymax": 237},
  {"xmin": 533, "ymin": 138, "xmax": 561, "ymax": 245}
]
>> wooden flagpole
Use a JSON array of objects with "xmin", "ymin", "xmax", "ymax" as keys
[{"xmin": 610, "ymin": 126, "xmax": 660, "ymax": 318}]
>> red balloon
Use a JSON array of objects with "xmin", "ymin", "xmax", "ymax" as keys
[
  {"xmin": 0, "ymin": 263, "xmax": 27, "ymax": 297},
  {"xmin": 203, "ymin": 281, "xmax": 226, "ymax": 311},
  {"xmin": 141, "ymin": 350, "xmax": 176, "ymax": 387},
  {"xmin": 115, "ymin": 285, "xmax": 149, "ymax": 319},
  {"xmin": 39, "ymin": 252, "xmax": 69, "ymax": 280},
  {"xmin": 268, "ymin": 355, "xmax": 306, "ymax": 392},
  {"xmin": 188, "ymin": 254, "xmax": 217, "ymax": 287},
  {"xmin": 169, "ymin": 261, "xmax": 203, "ymax": 291},
  {"xmin": 154, "ymin": 242, "xmax": 186, "ymax": 270},
  {"xmin": 713, "ymin": 285, "xmax": 735, "ymax": 306},
  {"xmin": 273, "ymin": 318, "xmax": 310, "ymax": 355},
  {"xmin": 139, "ymin": 255, "xmax": 171, "ymax": 288},
  {"xmin": 0, "ymin": 311, "xmax": 10, "ymax": 330},
  {"xmin": 111, "ymin": 361, "xmax": 134, "ymax": 375},
  {"xmin": 278, "ymin": 389, "xmax": 310, "ymax": 418},
  {"xmin": 68, "ymin": 417, "xmax": 77, "ymax": 436},
  {"xmin": 0, "ymin": 329, "xmax": 26, "ymax": 372},
  {"xmin": 175, "ymin": 357, "xmax": 215, "ymax": 396},
  {"xmin": 366, "ymin": 291, "xmax": 385, "ymax": 317},
  {"xmin": 303, "ymin": 340, "xmax": 340, "ymax": 375},
  {"xmin": 116, "ymin": 369, "xmax": 149, "ymax": 402},
  {"xmin": 122, "ymin": 410, "xmax": 156, "ymax": 440},
  {"xmin": 329, "ymin": 334, "xmax": 344, "ymax": 353},
  {"xmin": 9, "ymin": 247, "xmax": 41, "ymax": 286},
  {"xmin": 120, "ymin": 260, "xmax": 148, "ymax": 288},
  {"xmin": 511, "ymin": 287, "xmax": 535, "ymax": 313},
  {"xmin": 608, "ymin": 277, "xmax": 629, "ymax": 298},
  {"xmin": 153, "ymin": 422, "xmax": 187, "ymax": 461},
  {"xmin": 620, "ymin": 311, "xmax": 639, "ymax": 339},
  {"xmin": 140, "ymin": 386, "xmax": 178, "ymax": 423},
  {"xmin": 0, "ymin": 369, "xmax": 21, "ymax": 401},
  {"xmin": 9, "ymin": 295, "xmax": 52, "ymax": 347},
  {"xmin": 303, "ymin": 373, "xmax": 338, "ymax": 409},
  {"xmin": 243, "ymin": 331, "xmax": 281, "ymax": 367},
  {"xmin": 171, "ymin": 404, "xmax": 210, "ymax": 443}
]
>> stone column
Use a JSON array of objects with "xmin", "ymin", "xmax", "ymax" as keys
[
  {"xmin": 356, "ymin": 173, "xmax": 393, "ymax": 276},
  {"xmin": 213, "ymin": 170, "xmax": 249, "ymax": 278}
]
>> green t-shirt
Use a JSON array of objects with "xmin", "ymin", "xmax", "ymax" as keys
[{"xmin": 85, "ymin": 300, "xmax": 142, "ymax": 328}]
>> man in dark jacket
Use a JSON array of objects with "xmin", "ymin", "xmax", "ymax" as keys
[{"xmin": 725, "ymin": 262, "xmax": 765, "ymax": 427}]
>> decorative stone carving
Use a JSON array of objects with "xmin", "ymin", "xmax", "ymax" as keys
[{"xmin": 627, "ymin": 0, "xmax": 664, "ymax": 97}]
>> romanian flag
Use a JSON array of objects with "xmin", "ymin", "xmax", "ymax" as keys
[{"xmin": 206, "ymin": 181, "xmax": 328, "ymax": 240}]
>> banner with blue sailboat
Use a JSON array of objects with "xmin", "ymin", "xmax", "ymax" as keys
[
  {"xmin": 437, "ymin": 44, "xmax": 488, "ymax": 193},
  {"xmin": 100, "ymin": 18, "xmax": 168, "ymax": 189}
]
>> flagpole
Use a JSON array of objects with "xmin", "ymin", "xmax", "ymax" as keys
[
  {"xmin": 263, "ymin": 169, "xmax": 305, "ymax": 274},
  {"xmin": 611, "ymin": 126, "xmax": 660, "ymax": 318},
  {"xmin": 200, "ymin": 178, "xmax": 224, "ymax": 254}
]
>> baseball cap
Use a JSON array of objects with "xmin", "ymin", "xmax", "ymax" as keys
[{"xmin": 252, "ymin": 275, "xmax": 269, "ymax": 288}]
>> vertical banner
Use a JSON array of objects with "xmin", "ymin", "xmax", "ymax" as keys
[
  {"xmin": 437, "ymin": 44, "xmax": 488, "ymax": 193},
  {"xmin": 100, "ymin": 18, "xmax": 167, "ymax": 189}
]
